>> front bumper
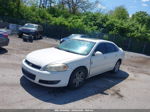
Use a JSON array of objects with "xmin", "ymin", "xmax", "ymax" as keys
[
  {"xmin": 18, "ymin": 30, "xmax": 36, "ymax": 36},
  {"xmin": 22, "ymin": 60, "xmax": 72, "ymax": 87}
]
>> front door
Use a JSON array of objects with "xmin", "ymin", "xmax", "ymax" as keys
[{"xmin": 90, "ymin": 43, "xmax": 108, "ymax": 77}]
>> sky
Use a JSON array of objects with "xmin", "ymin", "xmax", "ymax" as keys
[{"xmin": 94, "ymin": 0, "xmax": 150, "ymax": 15}]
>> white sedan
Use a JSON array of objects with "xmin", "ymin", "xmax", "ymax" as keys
[{"xmin": 22, "ymin": 38, "xmax": 125, "ymax": 88}]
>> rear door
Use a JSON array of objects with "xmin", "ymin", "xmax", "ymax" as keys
[{"xmin": 104, "ymin": 43, "xmax": 119, "ymax": 70}]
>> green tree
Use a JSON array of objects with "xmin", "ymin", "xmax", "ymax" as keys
[
  {"xmin": 131, "ymin": 11, "xmax": 150, "ymax": 28},
  {"xmin": 0, "ymin": 0, "xmax": 22, "ymax": 17},
  {"xmin": 111, "ymin": 6, "xmax": 129, "ymax": 20},
  {"xmin": 58, "ymin": 0, "xmax": 92, "ymax": 14}
]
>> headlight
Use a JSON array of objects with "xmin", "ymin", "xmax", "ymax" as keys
[{"xmin": 43, "ymin": 63, "xmax": 68, "ymax": 72}]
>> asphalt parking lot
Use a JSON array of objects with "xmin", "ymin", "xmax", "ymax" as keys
[{"xmin": 0, "ymin": 35, "xmax": 150, "ymax": 109}]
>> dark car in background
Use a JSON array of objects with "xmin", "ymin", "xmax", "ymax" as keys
[
  {"xmin": 0, "ymin": 30, "xmax": 9, "ymax": 47},
  {"xmin": 18, "ymin": 23, "xmax": 43, "ymax": 40},
  {"xmin": 60, "ymin": 34, "xmax": 89, "ymax": 43}
]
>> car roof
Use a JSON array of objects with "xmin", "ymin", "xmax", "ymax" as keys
[
  {"xmin": 25, "ymin": 23, "xmax": 38, "ymax": 26},
  {"xmin": 71, "ymin": 34, "xmax": 86, "ymax": 35},
  {"xmin": 69, "ymin": 34, "xmax": 88, "ymax": 37},
  {"xmin": 73, "ymin": 37, "xmax": 112, "ymax": 43}
]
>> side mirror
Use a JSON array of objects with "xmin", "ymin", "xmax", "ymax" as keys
[{"xmin": 94, "ymin": 51, "xmax": 102, "ymax": 56}]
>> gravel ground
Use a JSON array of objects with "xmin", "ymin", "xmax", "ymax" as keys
[{"xmin": 0, "ymin": 35, "xmax": 150, "ymax": 109}]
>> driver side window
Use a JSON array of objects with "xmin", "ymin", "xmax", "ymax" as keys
[{"xmin": 95, "ymin": 43, "xmax": 107, "ymax": 54}]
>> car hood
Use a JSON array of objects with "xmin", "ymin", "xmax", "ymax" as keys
[{"xmin": 26, "ymin": 47, "xmax": 84, "ymax": 67}]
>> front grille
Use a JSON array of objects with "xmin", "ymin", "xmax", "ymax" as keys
[
  {"xmin": 22, "ymin": 68, "xmax": 36, "ymax": 80},
  {"xmin": 25, "ymin": 60, "xmax": 41, "ymax": 70},
  {"xmin": 39, "ymin": 80, "xmax": 60, "ymax": 85}
]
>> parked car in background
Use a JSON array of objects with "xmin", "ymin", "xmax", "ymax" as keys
[
  {"xmin": 0, "ymin": 30, "xmax": 9, "ymax": 47},
  {"xmin": 60, "ymin": 34, "xmax": 89, "ymax": 43},
  {"xmin": 18, "ymin": 23, "xmax": 43, "ymax": 40},
  {"xmin": 22, "ymin": 37, "xmax": 125, "ymax": 88}
]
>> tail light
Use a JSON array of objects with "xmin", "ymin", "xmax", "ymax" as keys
[{"xmin": 3, "ymin": 33, "xmax": 8, "ymax": 38}]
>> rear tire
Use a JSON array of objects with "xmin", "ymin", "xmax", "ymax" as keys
[
  {"xmin": 68, "ymin": 67, "xmax": 87, "ymax": 89},
  {"xmin": 112, "ymin": 60, "xmax": 121, "ymax": 73}
]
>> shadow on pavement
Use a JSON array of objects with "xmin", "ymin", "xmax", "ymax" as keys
[
  {"xmin": 20, "ymin": 70, "xmax": 129, "ymax": 105},
  {"xmin": 0, "ymin": 47, "xmax": 8, "ymax": 54}
]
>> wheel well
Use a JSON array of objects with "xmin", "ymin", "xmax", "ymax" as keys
[
  {"xmin": 67, "ymin": 66, "xmax": 88, "ymax": 86},
  {"xmin": 118, "ymin": 59, "xmax": 122, "ymax": 64},
  {"xmin": 72, "ymin": 66, "xmax": 88, "ymax": 77}
]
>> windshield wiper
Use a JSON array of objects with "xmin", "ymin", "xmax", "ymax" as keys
[
  {"xmin": 64, "ymin": 49, "xmax": 84, "ymax": 55},
  {"xmin": 56, "ymin": 47, "xmax": 84, "ymax": 55}
]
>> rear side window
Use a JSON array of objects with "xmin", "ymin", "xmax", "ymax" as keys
[{"xmin": 105, "ymin": 43, "xmax": 119, "ymax": 53}]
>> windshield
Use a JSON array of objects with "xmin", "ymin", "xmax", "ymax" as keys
[
  {"xmin": 57, "ymin": 39, "xmax": 95, "ymax": 55},
  {"xmin": 24, "ymin": 24, "xmax": 38, "ymax": 29}
]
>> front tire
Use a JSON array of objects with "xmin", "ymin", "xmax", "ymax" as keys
[{"xmin": 68, "ymin": 67, "xmax": 87, "ymax": 89}]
